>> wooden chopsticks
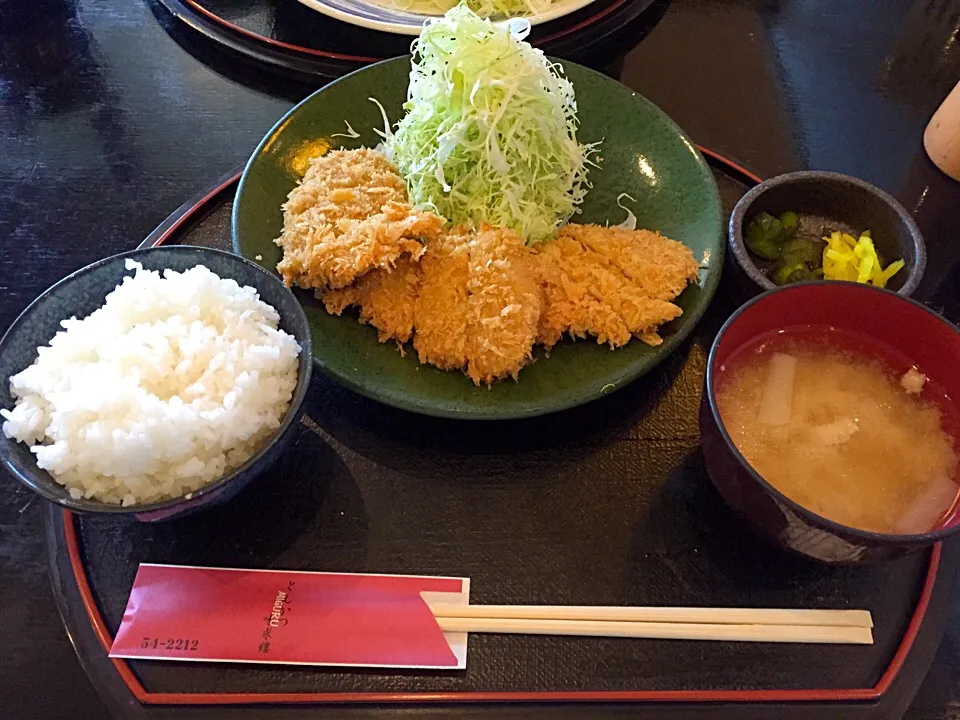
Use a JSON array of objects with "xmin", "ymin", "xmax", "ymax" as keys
[{"xmin": 427, "ymin": 605, "xmax": 874, "ymax": 645}]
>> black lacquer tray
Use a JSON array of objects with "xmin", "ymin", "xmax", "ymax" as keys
[
  {"xmin": 43, "ymin": 152, "xmax": 959, "ymax": 719},
  {"xmin": 149, "ymin": 0, "xmax": 670, "ymax": 79}
]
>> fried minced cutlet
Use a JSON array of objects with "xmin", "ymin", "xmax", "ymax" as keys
[
  {"xmin": 319, "ymin": 254, "xmax": 422, "ymax": 345},
  {"xmin": 559, "ymin": 224, "xmax": 699, "ymax": 301},
  {"xmin": 533, "ymin": 228, "xmax": 691, "ymax": 349},
  {"xmin": 275, "ymin": 148, "xmax": 444, "ymax": 290},
  {"xmin": 412, "ymin": 228, "xmax": 472, "ymax": 371},
  {"xmin": 464, "ymin": 225, "xmax": 541, "ymax": 385}
]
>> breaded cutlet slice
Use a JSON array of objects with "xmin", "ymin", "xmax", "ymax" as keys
[
  {"xmin": 533, "ymin": 235, "xmax": 684, "ymax": 349},
  {"xmin": 534, "ymin": 236, "xmax": 634, "ymax": 348},
  {"xmin": 328, "ymin": 225, "xmax": 541, "ymax": 385},
  {"xmin": 319, "ymin": 254, "xmax": 422, "ymax": 344},
  {"xmin": 275, "ymin": 148, "xmax": 444, "ymax": 290},
  {"xmin": 413, "ymin": 228, "xmax": 472, "ymax": 371},
  {"xmin": 464, "ymin": 225, "xmax": 541, "ymax": 386},
  {"xmin": 559, "ymin": 224, "xmax": 699, "ymax": 301}
]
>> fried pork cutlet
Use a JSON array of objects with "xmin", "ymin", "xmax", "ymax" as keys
[
  {"xmin": 352, "ymin": 225, "xmax": 539, "ymax": 384},
  {"xmin": 464, "ymin": 226, "xmax": 541, "ymax": 385},
  {"xmin": 275, "ymin": 148, "xmax": 444, "ymax": 290},
  {"xmin": 534, "ymin": 226, "xmax": 694, "ymax": 349},
  {"xmin": 314, "ymin": 213, "xmax": 697, "ymax": 383},
  {"xmin": 535, "ymin": 236, "xmax": 633, "ymax": 348},
  {"xmin": 413, "ymin": 229, "xmax": 472, "ymax": 371},
  {"xmin": 320, "ymin": 255, "xmax": 422, "ymax": 344},
  {"xmin": 560, "ymin": 224, "xmax": 699, "ymax": 301}
]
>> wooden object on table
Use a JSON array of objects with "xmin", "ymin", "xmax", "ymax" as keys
[
  {"xmin": 428, "ymin": 604, "xmax": 873, "ymax": 626},
  {"xmin": 925, "ymin": 81, "xmax": 960, "ymax": 181},
  {"xmin": 429, "ymin": 605, "xmax": 875, "ymax": 644}
]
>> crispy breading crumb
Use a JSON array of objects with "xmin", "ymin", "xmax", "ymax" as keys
[
  {"xmin": 559, "ymin": 224, "xmax": 699, "ymax": 300},
  {"xmin": 330, "ymin": 225, "xmax": 541, "ymax": 386},
  {"xmin": 465, "ymin": 225, "xmax": 541, "ymax": 386},
  {"xmin": 533, "ymin": 225, "xmax": 691, "ymax": 349},
  {"xmin": 319, "ymin": 254, "xmax": 422, "ymax": 344},
  {"xmin": 535, "ymin": 235, "xmax": 633, "ymax": 348},
  {"xmin": 413, "ymin": 229, "xmax": 472, "ymax": 371},
  {"xmin": 275, "ymin": 149, "xmax": 443, "ymax": 290}
]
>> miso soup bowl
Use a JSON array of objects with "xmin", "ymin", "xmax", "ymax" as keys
[{"xmin": 700, "ymin": 281, "xmax": 960, "ymax": 564}]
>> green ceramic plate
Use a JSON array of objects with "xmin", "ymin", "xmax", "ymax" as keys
[{"xmin": 233, "ymin": 57, "xmax": 723, "ymax": 419}]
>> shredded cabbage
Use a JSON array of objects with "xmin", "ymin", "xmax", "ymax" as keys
[
  {"xmin": 614, "ymin": 193, "xmax": 638, "ymax": 230},
  {"xmin": 383, "ymin": 4, "xmax": 600, "ymax": 242}
]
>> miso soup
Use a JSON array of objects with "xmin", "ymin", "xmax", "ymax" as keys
[{"xmin": 715, "ymin": 326, "xmax": 960, "ymax": 534}]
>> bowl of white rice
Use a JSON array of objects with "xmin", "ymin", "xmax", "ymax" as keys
[{"xmin": 0, "ymin": 246, "xmax": 312, "ymax": 521}]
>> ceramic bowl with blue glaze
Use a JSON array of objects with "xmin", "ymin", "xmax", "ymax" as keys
[{"xmin": 0, "ymin": 246, "xmax": 312, "ymax": 522}]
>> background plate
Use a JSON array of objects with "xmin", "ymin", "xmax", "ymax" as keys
[
  {"xmin": 233, "ymin": 57, "xmax": 724, "ymax": 419},
  {"xmin": 295, "ymin": 0, "xmax": 598, "ymax": 36},
  {"xmin": 150, "ymin": 0, "xmax": 668, "ymax": 80}
]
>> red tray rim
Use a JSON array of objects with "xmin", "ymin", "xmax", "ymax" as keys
[
  {"xmin": 63, "ymin": 149, "xmax": 941, "ymax": 706},
  {"xmin": 62, "ymin": 510, "xmax": 945, "ymax": 705}
]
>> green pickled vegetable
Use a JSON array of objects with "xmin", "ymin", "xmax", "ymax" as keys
[
  {"xmin": 778, "ymin": 237, "xmax": 823, "ymax": 268},
  {"xmin": 745, "ymin": 210, "xmax": 801, "ymax": 260},
  {"xmin": 772, "ymin": 263, "xmax": 812, "ymax": 285},
  {"xmin": 743, "ymin": 208, "xmax": 829, "ymax": 286},
  {"xmin": 779, "ymin": 210, "xmax": 799, "ymax": 233},
  {"xmin": 771, "ymin": 236, "xmax": 825, "ymax": 286},
  {"xmin": 746, "ymin": 212, "xmax": 787, "ymax": 260}
]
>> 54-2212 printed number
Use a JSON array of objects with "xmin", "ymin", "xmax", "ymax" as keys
[{"xmin": 140, "ymin": 637, "xmax": 199, "ymax": 651}]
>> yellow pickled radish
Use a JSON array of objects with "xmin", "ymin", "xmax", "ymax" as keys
[{"xmin": 822, "ymin": 230, "xmax": 904, "ymax": 287}]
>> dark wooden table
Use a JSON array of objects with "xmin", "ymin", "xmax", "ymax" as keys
[{"xmin": 2, "ymin": 0, "xmax": 960, "ymax": 718}]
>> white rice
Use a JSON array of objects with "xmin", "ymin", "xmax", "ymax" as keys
[{"xmin": 1, "ymin": 260, "xmax": 301, "ymax": 506}]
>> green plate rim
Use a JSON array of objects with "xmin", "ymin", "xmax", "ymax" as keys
[{"xmin": 232, "ymin": 56, "xmax": 724, "ymax": 420}]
